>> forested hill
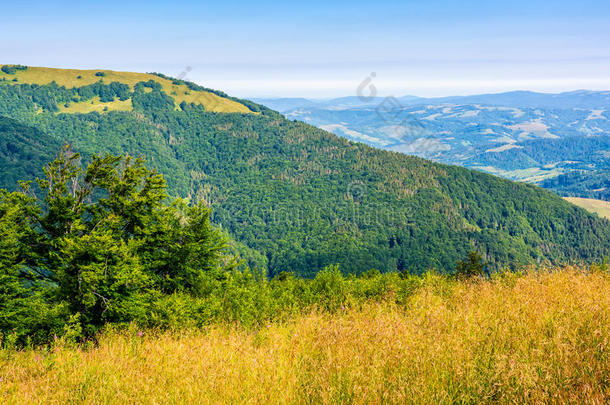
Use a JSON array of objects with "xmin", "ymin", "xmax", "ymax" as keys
[{"xmin": 1, "ymin": 64, "xmax": 609, "ymax": 277}]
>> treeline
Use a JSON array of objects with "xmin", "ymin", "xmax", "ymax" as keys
[
  {"xmin": 149, "ymin": 72, "xmax": 279, "ymax": 116},
  {"xmin": 0, "ymin": 65, "xmax": 27, "ymax": 75},
  {"xmin": 540, "ymin": 171, "xmax": 610, "ymax": 201},
  {"xmin": 471, "ymin": 135, "xmax": 610, "ymax": 173},
  {"xmin": 0, "ymin": 77, "xmax": 194, "ymax": 113},
  {"xmin": 0, "ymin": 80, "xmax": 132, "ymax": 112},
  {"xmin": 468, "ymin": 135, "xmax": 610, "ymax": 201},
  {"xmin": 0, "ymin": 76, "xmax": 276, "ymax": 116}
]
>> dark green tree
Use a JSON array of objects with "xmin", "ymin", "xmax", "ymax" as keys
[
  {"xmin": 455, "ymin": 250, "xmax": 488, "ymax": 279},
  {"xmin": 0, "ymin": 188, "xmax": 60, "ymax": 345},
  {"xmin": 0, "ymin": 146, "xmax": 231, "ymax": 341}
]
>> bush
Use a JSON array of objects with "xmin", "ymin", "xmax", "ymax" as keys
[
  {"xmin": 310, "ymin": 265, "xmax": 347, "ymax": 311},
  {"xmin": 1, "ymin": 65, "xmax": 27, "ymax": 75},
  {"xmin": 455, "ymin": 250, "xmax": 488, "ymax": 279}
]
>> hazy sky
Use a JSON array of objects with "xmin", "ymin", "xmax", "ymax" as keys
[{"xmin": 3, "ymin": 0, "xmax": 610, "ymax": 98}]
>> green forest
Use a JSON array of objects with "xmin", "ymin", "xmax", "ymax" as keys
[
  {"xmin": 0, "ymin": 147, "xmax": 503, "ymax": 345},
  {"xmin": 0, "ymin": 68, "xmax": 609, "ymax": 280},
  {"xmin": 471, "ymin": 135, "xmax": 610, "ymax": 200}
]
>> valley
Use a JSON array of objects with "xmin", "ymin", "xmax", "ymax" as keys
[{"xmin": 256, "ymin": 93, "xmax": 610, "ymax": 200}]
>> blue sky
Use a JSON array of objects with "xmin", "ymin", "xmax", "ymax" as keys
[{"xmin": 3, "ymin": 0, "xmax": 610, "ymax": 97}]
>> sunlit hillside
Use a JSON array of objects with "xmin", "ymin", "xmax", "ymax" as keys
[
  {"xmin": 0, "ymin": 65, "xmax": 252, "ymax": 113},
  {"xmin": 2, "ymin": 267, "xmax": 609, "ymax": 404},
  {"xmin": 565, "ymin": 197, "xmax": 610, "ymax": 219}
]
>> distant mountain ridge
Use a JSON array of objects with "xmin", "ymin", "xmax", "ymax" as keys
[{"xmin": 254, "ymin": 90, "xmax": 610, "ymax": 112}]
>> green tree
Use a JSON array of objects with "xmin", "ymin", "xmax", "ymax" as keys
[
  {"xmin": 0, "ymin": 146, "xmax": 232, "ymax": 341},
  {"xmin": 0, "ymin": 188, "xmax": 60, "ymax": 345},
  {"xmin": 455, "ymin": 250, "xmax": 488, "ymax": 279}
]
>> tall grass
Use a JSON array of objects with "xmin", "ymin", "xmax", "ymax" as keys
[{"xmin": 1, "ymin": 267, "xmax": 609, "ymax": 404}]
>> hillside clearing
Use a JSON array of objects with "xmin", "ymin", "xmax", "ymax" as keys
[{"xmin": 565, "ymin": 197, "xmax": 610, "ymax": 219}]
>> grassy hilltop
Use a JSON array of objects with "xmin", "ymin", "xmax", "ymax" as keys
[{"xmin": 0, "ymin": 65, "xmax": 252, "ymax": 113}]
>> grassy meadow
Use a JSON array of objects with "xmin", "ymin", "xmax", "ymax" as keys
[
  {"xmin": 1, "ymin": 266, "xmax": 609, "ymax": 404},
  {"xmin": 0, "ymin": 66, "xmax": 252, "ymax": 113},
  {"xmin": 565, "ymin": 197, "xmax": 610, "ymax": 219}
]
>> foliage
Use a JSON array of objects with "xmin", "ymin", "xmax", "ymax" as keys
[
  {"xmin": 0, "ymin": 189, "xmax": 62, "ymax": 345},
  {"xmin": 0, "ymin": 65, "xmax": 27, "ymax": 75},
  {"xmin": 0, "ymin": 66, "xmax": 253, "ymax": 113},
  {"xmin": 455, "ymin": 250, "xmax": 488, "ymax": 278},
  {"xmin": 132, "ymin": 80, "xmax": 175, "ymax": 111},
  {"xmin": 0, "ymin": 147, "xmax": 455, "ymax": 344},
  {"xmin": 1, "ymin": 146, "xmax": 609, "ymax": 348},
  {"xmin": 541, "ymin": 170, "xmax": 610, "ymax": 201},
  {"xmin": 0, "ymin": 73, "xmax": 609, "ymax": 279},
  {"xmin": 0, "ymin": 116, "xmax": 61, "ymax": 187},
  {"xmin": 0, "ymin": 148, "xmax": 232, "ymax": 344}
]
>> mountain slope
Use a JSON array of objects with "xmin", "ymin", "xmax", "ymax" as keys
[
  {"xmin": 1, "ymin": 65, "xmax": 609, "ymax": 276},
  {"xmin": 0, "ymin": 115, "xmax": 61, "ymax": 187}
]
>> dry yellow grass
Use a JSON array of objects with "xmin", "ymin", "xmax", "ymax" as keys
[
  {"xmin": 0, "ymin": 66, "xmax": 252, "ymax": 114},
  {"xmin": 1, "ymin": 268, "xmax": 610, "ymax": 404},
  {"xmin": 565, "ymin": 197, "xmax": 610, "ymax": 219}
]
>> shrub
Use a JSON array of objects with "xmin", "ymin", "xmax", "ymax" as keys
[
  {"xmin": 310, "ymin": 265, "xmax": 346, "ymax": 311},
  {"xmin": 1, "ymin": 65, "xmax": 27, "ymax": 75},
  {"xmin": 455, "ymin": 250, "xmax": 488, "ymax": 279}
]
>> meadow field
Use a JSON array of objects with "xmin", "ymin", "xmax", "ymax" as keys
[
  {"xmin": 565, "ymin": 197, "xmax": 610, "ymax": 220},
  {"xmin": 1, "ymin": 267, "xmax": 609, "ymax": 404}
]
